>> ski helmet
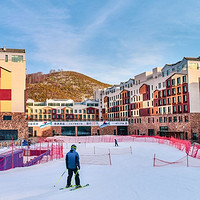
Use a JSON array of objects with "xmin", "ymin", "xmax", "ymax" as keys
[{"xmin": 71, "ymin": 144, "xmax": 77, "ymax": 150}]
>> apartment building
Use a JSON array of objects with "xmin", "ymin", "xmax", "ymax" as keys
[
  {"xmin": 26, "ymin": 99, "xmax": 101, "ymax": 137},
  {"xmin": 0, "ymin": 47, "xmax": 28, "ymax": 140},
  {"xmin": 95, "ymin": 57, "xmax": 200, "ymax": 141}
]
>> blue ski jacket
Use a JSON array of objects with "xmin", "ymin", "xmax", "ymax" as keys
[{"xmin": 66, "ymin": 148, "xmax": 80, "ymax": 169}]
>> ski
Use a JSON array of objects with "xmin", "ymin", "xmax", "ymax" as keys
[
  {"xmin": 59, "ymin": 185, "xmax": 75, "ymax": 190},
  {"xmin": 70, "ymin": 184, "xmax": 89, "ymax": 191}
]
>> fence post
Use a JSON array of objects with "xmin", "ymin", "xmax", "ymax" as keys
[
  {"xmin": 12, "ymin": 138, "xmax": 14, "ymax": 169},
  {"xmin": 108, "ymin": 153, "xmax": 112, "ymax": 165},
  {"xmin": 153, "ymin": 154, "xmax": 156, "ymax": 167}
]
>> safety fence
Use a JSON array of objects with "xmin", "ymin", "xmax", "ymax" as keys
[
  {"xmin": 0, "ymin": 141, "xmax": 63, "ymax": 171},
  {"xmin": 63, "ymin": 145, "xmax": 132, "ymax": 166},
  {"xmin": 45, "ymin": 135, "xmax": 134, "ymax": 143},
  {"xmin": 153, "ymin": 154, "xmax": 200, "ymax": 167},
  {"xmin": 80, "ymin": 154, "xmax": 112, "ymax": 165}
]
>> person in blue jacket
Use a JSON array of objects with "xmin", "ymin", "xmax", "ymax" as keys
[
  {"xmin": 65, "ymin": 144, "xmax": 81, "ymax": 188},
  {"xmin": 114, "ymin": 139, "xmax": 118, "ymax": 146}
]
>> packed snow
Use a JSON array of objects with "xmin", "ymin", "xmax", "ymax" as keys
[{"xmin": 1, "ymin": 142, "xmax": 200, "ymax": 200}]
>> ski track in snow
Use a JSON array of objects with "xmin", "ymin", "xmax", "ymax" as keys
[{"xmin": 1, "ymin": 142, "xmax": 200, "ymax": 200}]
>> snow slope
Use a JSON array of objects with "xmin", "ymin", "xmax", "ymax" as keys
[{"xmin": 1, "ymin": 142, "xmax": 200, "ymax": 200}]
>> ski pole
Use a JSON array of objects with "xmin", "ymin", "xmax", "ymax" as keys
[
  {"xmin": 71, "ymin": 169, "xmax": 79, "ymax": 185},
  {"xmin": 54, "ymin": 169, "xmax": 67, "ymax": 187}
]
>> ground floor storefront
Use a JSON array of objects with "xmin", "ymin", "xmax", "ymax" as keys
[
  {"xmin": 128, "ymin": 113, "xmax": 200, "ymax": 142},
  {"xmin": 28, "ymin": 121, "xmax": 129, "ymax": 138}
]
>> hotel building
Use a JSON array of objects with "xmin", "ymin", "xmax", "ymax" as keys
[{"xmin": 95, "ymin": 57, "xmax": 200, "ymax": 141}]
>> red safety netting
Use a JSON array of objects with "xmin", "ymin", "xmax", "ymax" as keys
[
  {"xmin": 189, "ymin": 144, "xmax": 200, "ymax": 159},
  {"xmin": 45, "ymin": 135, "xmax": 134, "ymax": 143},
  {"xmin": 153, "ymin": 154, "xmax": 200, "ymax": 167},
  {"xmin": 153, "ymin": 155, "xmax": 187, "ymax": 167},
  {"xmin": 133, "ymin": 136, "xmax": 191, "ymax": 155}
]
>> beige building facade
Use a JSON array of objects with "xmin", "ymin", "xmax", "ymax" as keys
[{"xmin": 0, "ymin": 47, "xmax": 28, "ymax": 140}]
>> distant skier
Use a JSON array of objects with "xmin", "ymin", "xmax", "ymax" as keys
[
  {"xmin": 65, "ymin": 144, "xmax": 81, "ymax": 188},
  {"xmin": 114, "ymin": 139, "xmax": 118, "ymax": 147}
]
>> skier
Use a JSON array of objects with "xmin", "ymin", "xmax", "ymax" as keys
[
  {"xmin": 65, "ymin": 144, "xmax": 81, "ymax": 188},
  {"xmin": 114, "ymin": 139, "xmax": 118, "ymax": 147}
]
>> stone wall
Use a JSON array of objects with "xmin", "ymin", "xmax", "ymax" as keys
[
  {"xmin": 0, "ymin": 112, "xmax": 28, "ymax": 140},
  {"xmin": 92, "ymin": 126, "xmax": 117, "ymax": 136}
]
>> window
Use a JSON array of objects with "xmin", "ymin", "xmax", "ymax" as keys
[
  {"xmin": 177, "ymin": 65, "xmax": 181, "ymax": 72},
  {"xmin": 168, "ymin": 106, "xmax": 171, "ymax": 113},
  {"xmin": 177, "ymin": 87, "xmax": 181, "ymax": 94},
  {"xmin": 167, "ymin": 80, "xmax": 170, "ymax": 87},
  {"xmin": 164, "ymin": 117, "xmax": 167, "ymax": 123},
  {"xmin": 163, "ymin": 107, "xmax": 166, "ymax": 113},
  {"xmin": 158, "ymin": 91, "xmax": 161, "ymax": 98},
  {"xmin": 172, "ymin": 97, "xmax": 176, "ymax": 103},
  {"xmin": 177, "ymin": 77, "xmax": 181, "ymax": 85},
  {"xmin": 169, "ymin": 117, "xmax": 172, "ymax": 123},
  {"xmin": 172, "ymin": 88, "xmax": 176, "ymax": 95},
  {"xmin": 163, "ymin": 90, "xmax": 166, "ymax": 97},
  {"xmin": 183, "ymin": 76, "xmax": 186, "ymax": 83},
  {"xmin": 172, "ymin": 79, "xmax": 175, "ymax": 86},
  {"xmin": 183, "ymin": 85, "xmax": 187, "ymax": 93},
  {"xmin": 167, "ymin": 98, "xmax": 171, "ymax": 104},
  {"xmin": 184, "ymin": 105, "xmax": 188, "ymax": 112},
  {"xmin": 167, "ymin": 89, "xmax": 171, "ymax": 96},
  {"xmin": 163, "ymin": 99, "xmax": 166, "ymax": 105},
  {"xmin": 178, "ymin": 96, "xmax": 181, "ymax": 103},
  {"xmin": 178, "ymin": 105, "xmax": 182, "ymax": 112},
  {"xmin": 3, "ymin": 116, "xmax": 12, "ymax": 120},
  {"xmin": 167, "ymin": 70, "xmax": 170, "ymax": 76},
  {"xmin": 159, "ymin": 108, "xmax": 162, "ymax": 114},
  {"xmin": 173, "ymin": 106, "xmax": 176, "ymax": 113},
  {"xmin": 158, "ymin": 83, "xmax": 161, "ymax": 88},
  {"xmin": 159, "ymin": 117, "xmax": 162, "ymax": 123},
  {"xmin": 12, "ymin": 55, "xmax": 23, "ymax": 63},
  {"xmin": 5, "ymin": 55, "xmax": 8, "ymax": 62},
  {"xmin": 179, "ymin": 116, "xmax": 182, "ymax": 122},
  {"xmin": 174, "ymin": 116, "xmax": 177, "ymax": 122},
  {"xmin": 183, "ymin": 95, "xmax": 187, "ymax": 103},
  {"xmin": 185, "ymin": 116, "xmax": 189, "ymax": 122},
  {"xmin": 163, "ymin": 82, "xmax": 166, "ymax": 87}
]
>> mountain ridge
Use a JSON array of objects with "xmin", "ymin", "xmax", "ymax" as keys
[{"xmin": 26, "ymin": 71, "xmax": 111, "ymax": 102}]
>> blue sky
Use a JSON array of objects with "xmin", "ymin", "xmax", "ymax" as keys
[{"xmin": 1, "ymin": 0, "xmax": 200, "ymax": 84}]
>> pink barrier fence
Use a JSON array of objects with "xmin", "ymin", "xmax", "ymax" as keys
[{"xmin": 0, "ymin": 141, "xmax": 64, "ymax": 171}]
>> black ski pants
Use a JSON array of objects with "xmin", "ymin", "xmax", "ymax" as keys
[{"xmin": 67, "ymin": 168, "xmax": 80, "ymax": 186}]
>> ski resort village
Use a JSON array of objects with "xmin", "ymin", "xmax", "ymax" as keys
[
  {"xmin": 1, "ymin": 1, "xmax": 200, "ymax": 199},
  {"xmin": 0, "ymin": 46, "xmax": 200, "ymax": 200}
]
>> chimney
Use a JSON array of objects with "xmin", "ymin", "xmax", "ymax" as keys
[{"xmin": 3, "ymin": 46, "xmax": 6, "ymax": 51}]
